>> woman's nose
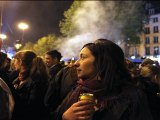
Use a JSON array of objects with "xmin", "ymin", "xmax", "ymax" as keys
[{"xmin": 74, "ymin": 59, "xmax": 80, "ymax": 67}]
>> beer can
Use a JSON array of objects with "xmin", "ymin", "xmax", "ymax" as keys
[
  {"xmin": 79, "ymin": 93, "xmax": 95, "ymax": 101},
  {"xmin": 79, "ymin": 93, "xmax": 98, "ymax": 111}
]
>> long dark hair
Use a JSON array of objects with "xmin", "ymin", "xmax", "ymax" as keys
[
  {"xmin": 30, "ymin": 56, "xmax": 50, "ymax": 83},
  {"xmin": 82, "ymin": 39, "xmax": 132, "ymax": 94}
]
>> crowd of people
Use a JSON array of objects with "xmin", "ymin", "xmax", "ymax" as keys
[{"xmin": 0, "ymin": 38, "xmax": 160, "ymax": 120}]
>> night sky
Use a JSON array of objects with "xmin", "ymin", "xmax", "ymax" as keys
[{"xmin": 1, "ymin": 1, "xmax": 73, "ymax": 46}]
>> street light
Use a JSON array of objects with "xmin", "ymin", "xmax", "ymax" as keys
[
  {"xmin": 18, "ymin": 22, "xmax": 29, "ymax": 43},
  {"xmin": 0, "ymin": 33, "xmax": 7, "ymax": 39}
]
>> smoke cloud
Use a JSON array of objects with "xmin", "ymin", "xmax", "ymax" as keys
[{"xmin": 58, "ymin": 1, "xmax": 143, "ymax": 59}]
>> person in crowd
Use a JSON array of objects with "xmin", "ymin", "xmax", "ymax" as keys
[
  {"xmin": 0, "ymin": 52, "xmax": 14, "ymax": 91},
  {"xmin": 0, "ymin": 78, "xmax": 14, "ymax": 120},
  {"xmin": 124, "ymin": 58, "xmax": 135, "ymax": 69},
  {"xmin": 65, "ymin": 59, "xmax": 72, "ymax": 66},
  {"xmin": 64, "ymin": 57, "xmax": 76, "ymax": 67},
  {"xmin": 154, "ymin": 60, "xmax": 160, "ymax": 68},
  {"xmin": 11, "ymin": 50, "xmax": 50, "ymax": 120},
  {"xmin": 46, "ymin": 38, "xmax": 153, "ymax": 120},
  {"xmin": 44, "ymin": 63, "xmax": 78, "ymax": 119},
  {"xmin": 137, "ymin": 65, "xmax": 160, "ymax": 120},
  {"xmin": 141, "ymin": 58, "xmax": 154, "ymax": 67},
  {"xmin": 45, "ymin": 50, "xmax": 64, "ymax": 80},
  {"xmin": 0, "ymin": 52, "xmax": 9, "ymax": 84},
  {"xmin": 124, "ymin": 58, "xmax": 140, "ymax": 83},
  {"xmin": 5, "ymin": 57, "xmax": 11, "ymax": 72},
  {"xmin": 9, "ymin": 52, "xmax": 24, "ymax": 84}
]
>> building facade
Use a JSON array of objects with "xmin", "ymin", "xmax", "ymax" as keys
[{"xmin": 129, "ymin": 2, "xmax": 160, "ymax": 61}]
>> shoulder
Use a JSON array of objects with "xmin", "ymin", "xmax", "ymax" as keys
[
  {"xmin": 102, "ymin": 83, "xmax": 152, "ymax": 120},
  {"xmin": 107, "ymin": 83, "xmax": 146, "ymax": 107},
  {"xmin": 51, "ymin": 63, "xmax": 63, "ymax": 70}
]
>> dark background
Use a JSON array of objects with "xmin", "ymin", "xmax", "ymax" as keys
[{"xmin": 1, "ymin": 1, "xmax": 73, "ymax": 45}]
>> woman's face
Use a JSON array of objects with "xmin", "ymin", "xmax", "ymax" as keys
[
  {"xmin": 75, "ymin": 47, "xmax": 96, "ymax": 80},
  {"xmin": 13, "ymin": 58, "xmax": 21, "ymax": 71}
]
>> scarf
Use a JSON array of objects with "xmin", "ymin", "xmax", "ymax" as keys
[{"xmin": 63, "ymin": 79, "xmax": 106, "ymax": 112}]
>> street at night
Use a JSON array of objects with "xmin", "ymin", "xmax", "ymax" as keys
[{"xmin": 0, "ymin": 1, "xmax": 160, "ymax": 120}]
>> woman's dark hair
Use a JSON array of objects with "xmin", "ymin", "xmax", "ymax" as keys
[
  {"xmin": 30, "ymin": 56, "xmax": 50, "ymax": 83},
  {"xmin": 82, "ymin": 39, "xmax": 132, "ymax": 94}
]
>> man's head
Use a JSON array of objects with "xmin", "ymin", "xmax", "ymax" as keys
[{"xmin": 45, "ymin": 50, "xmax": 62, "ymax": 68}]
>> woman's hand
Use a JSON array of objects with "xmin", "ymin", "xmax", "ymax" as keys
[{"xmin": 62, "ymin": 100, "xmax": 95, "ymax": 120}]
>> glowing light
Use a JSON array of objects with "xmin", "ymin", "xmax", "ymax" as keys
[
  {"xmin": 18, "ymin": 22, "xmax": 29, "ymax": 30},
  {"xmin": 15, "ymin": 43, "xmax": 22, "ymax": 50},
  {"xmin": 0, "ymin": 34, "xmax": 7, "ymax": 39},
  {"xmin": 18, "ymin": 22, "xmax": 29, "ymax": 42},
  {"xmin": 131, "ymin": 56, "xmax": 135, "ymax": 59},
  {"xmin": 14, "ymin": 40, "xmax": 22, "ymax": 50}
]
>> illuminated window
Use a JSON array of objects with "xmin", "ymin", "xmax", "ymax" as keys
[{"xmin": 154, "ymin": 46, "xmax": 159, "ymax": 55}]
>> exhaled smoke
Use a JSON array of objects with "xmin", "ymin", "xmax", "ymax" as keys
[{"xmin": 58, "ymin": 1, "xmax": 143, "ymax": 59}]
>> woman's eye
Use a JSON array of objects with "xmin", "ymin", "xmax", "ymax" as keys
[
  {"xmin": 80, "ymin": 55, "xmax": 87, "ymax": 60},
  {"xmin": 81, "ymin": 56, "xmax": 84, "ymax": 59}
]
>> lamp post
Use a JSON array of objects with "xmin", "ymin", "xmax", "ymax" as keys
[
  {"xmin": 0, "ymin": 1, "xmax": 4, "ymax": 51},
  {"xmin": 18, "ymin": 22, "xmax": 29, "ymax": 44}
]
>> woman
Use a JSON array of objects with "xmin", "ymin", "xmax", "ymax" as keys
[
  {"xmin": 55, "ymin": 39, "xmax": 152, "ymax": 120},
  {"xmin": 11, "ymin": 50, "xmax": 50, "ymax": 120}
]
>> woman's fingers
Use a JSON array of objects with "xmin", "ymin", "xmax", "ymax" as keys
[{"xmin": 62, "ymin": 101, "xmax": 95, "ymax": 120}]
